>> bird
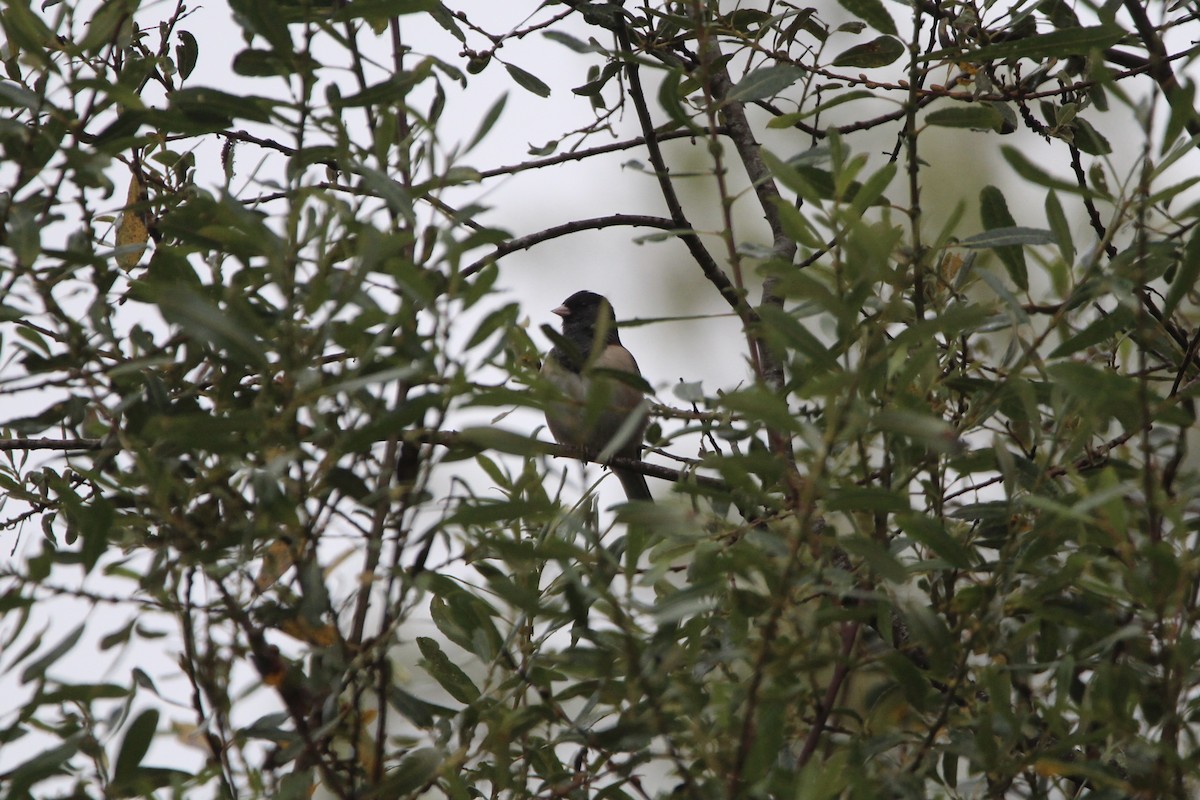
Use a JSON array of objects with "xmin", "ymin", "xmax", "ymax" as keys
[{"xmin": 541, "ymin": 290, "xmax": 652, "ymax": 501}]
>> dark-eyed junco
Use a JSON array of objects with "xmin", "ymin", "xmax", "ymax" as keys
[{"xmin": 541, "ymin": 290, "xmax": 652, "ymax": 501}]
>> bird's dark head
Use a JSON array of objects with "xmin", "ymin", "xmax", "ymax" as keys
[
  {"xmin": 551, "ymin": 291, "xmax": 621, "ymax": 357},
  {"xmin": 552, "ymin": 290, "xmax": 609, "ymax": 320}
]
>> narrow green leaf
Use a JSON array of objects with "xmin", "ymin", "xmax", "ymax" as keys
[
  {"xmin": 21, "ymin": 622, "xmax": 86, "ymax": 684},
  {"xmin": 428, "ymin": 589, "xmax": 503, "ymax": 661},
  {"xmin": 960, "ymin": 226, "xmax": 1056, "ymax": 248},
  {"xmin": 154, "ymin": 287, "xmax": 268, "ymax": 369},
  {"xmin": 726, "ymin": 64, "xmax": 805, "ymax": 102},
  {"xmin": 837, "ymin": 0, "xmax": 897, "ymax": 35},
  {"xmin": 378, "ymin": 748, "xmax": 443, "ymax": 795},
  {"xmin": 767, "ymin": 90, "xmax": 876, "ymax": 128},
  {"xmin": 656, "ymin": 69, "xmax": 696, "ymax": 128},
  {"xmin": 925, "ymin": 105, "xmax": 1005, "ymax": 131},
  {"xmin": 79, "ymin": 495, "xmax": 114, "ymax": 574},
  {"xmin": 169, "ymin": 86, "xmax": 274, "ymax": 124},
  {"xmin": 466, "ymin": 92, "xmax": 507, "ymax": 152},
  {"xmin": 542, "ymin": 30, "xmax": 598, "ymax": 53},
  {"xmin": 0, "ymin": 2, "xmax": 56, "ymax": 67},
  {"xmin": 175, "ymin": 31, "xmax": 198, "ymax": 80},
  {"xmin": 756, "ymin": 297, "xmax": 840, "ymax": 371},
  {"xmin": 979, "ymin": 186, "xmax": 1028, "ymax": 290},
  {"xmin": 1163, "ymin": 225, "xmax": 1200, "ymax": 319},
  {"xmin": 771, "ymin": 197, "xmax": 825, "ymax": 249},
  {"xmin": 1073, "ymin": 117, "xmax": 1111, "ymax": 155},
  {"xmin": 849, "ymin": 161, "xmax": 896, "ymax": 216},
  {"xmin": 229, "ymin": 0, "xmax": 292, "ymax": 51},
  {"xmin": 459, "ymin": 426, "xmax": 546, "ymax": 457},
  {"xmin": 1045, "ymin": 190, "xmax": 1074, "ymax": 266},
  {"xmin": 113, "ymin": 709, "xmax": 159, "ymax": 785},
  {"xmin": 81, "ymin": 0, "xmax": 136, "ymax": 53},
  {"xmin": 651, "ymin": 586, "xmax": 720, "ymax": 625},
  {"xmin": 719, "ymin": 387, "xmax": 804, "ymax": 432},
  {"xmin": 1002, "ymin": 145, "xmax": 1092, "ymax": 195},
  {"xmin": 417, "ymin": 637, "xmax": 481, "ymax": 703},
  {"xmin": 840, "ymin": 535, "xmax": 908, "ymax": 583},
  {"xmin": 832, "ymin": 36, "xmax": 904, "ymax": 68},
  {"xmin": 875, "ymin": 409, "xmax": 961, "ymax": 453},
  {"xmin": 7, "ymin": 736, "xmax": 83, "ymax": 795},
  {"xmin": 923, "ymin": 24, "xmax": 1124, "ymax": 63},
  {"xmin": 0, "ymin": 81, "xmax": 42, "ymax": 110},
  {"xmin": 504, "ymin": 63, "xmax": 551, "ymax": 97},
  {"xmin": 1050, "ymin": 306, "xmax": 1133, "ymax": 358},
  {"xmin": 897, "ymin": 514, "xmax": 974, "ymax": 569},
  {"xmin": 330, "ymin": 0, "xmax": 439, "ymax": 22},
  {"xmin": 826, "ymin": 486, "xmax": 911, "ymax": 514}
]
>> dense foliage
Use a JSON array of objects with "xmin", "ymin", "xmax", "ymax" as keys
[{"xmin": 2, "ymin": 0, "xmax": 1200, "ymax": 798}]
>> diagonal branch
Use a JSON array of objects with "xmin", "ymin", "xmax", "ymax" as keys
[{"xmin": 462, "ymin": 214, "xmax": 684, "ymax": 276}]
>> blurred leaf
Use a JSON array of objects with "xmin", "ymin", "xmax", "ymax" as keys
[
  {"xmin": 1050, "ymin": 306, "xmax": 1133, "ymax": 357},
  {"xmin": 925, "ymin": 105, "xmax": 1005, "ymax": 131},
  {"xmin": 720, "ymin": 386, "xmax": 804, "ymax": 432},
  {"xmin": 169, "ymin": 86, "xmax": 274, "ymax": 125},
  {"xmin": 826, "ymin": 486, "xmax": 911, "ymax": 514},
  {"xmin": 1048, "ymin": 362, "xmax": 1141, "ymax": 428},
  {"xmin": 6, "ymin": 736, "xmax": 82, "ymax": 797},
  {"xmin": 175, "ymin": 30, "xmax": 198, "ymax": 79},
  {"xmin": 840, "ymin": 535, "xmax": 907, "ymax": 582},
  {"xmin": 542, "ymin": 30, "xmax": 598, "ymax": 53},
  {"xmin": 848, "ymin": 161, "xmax": 896, "ymax": 215},
  {"xmin": 428, "ymin": 580, "xmax": 504, "ymax": 661},
  {"xmin": 1072, "ymin": 116, "xmax": 1111, "ymax": 155},
  {"xmin": 1045, "ymin": 190, "xmax": 1074, "ymax": 266},
  {"xmin": 979, "ymin": 186, "xmax": 1029, "ymax": 290},
  {"xmin": 875, "ymin": 409, "xmax": 961, "ymax": 452},
  {"xmin": 416, "ymin": 638, "xmax": 481, "ymax": 703},
  {"xmin": 924, "ymin": 24, "xmax": 1124, "ymax": 62},
  {"xmin": 504, "ymin": 63, "xmax": 551, "ymax": 97},
  {"xmin": 376, "ymin": 747, "xmax": 443, "ymax": 796},
  {"xmin": 960, "ymin": 226, "xmax": 1056, "ymax": 248},
  {"xmin": 458, "ymin": 426, "xmax": 547, "ymax": 457},
  {"xmin": 1163, "ymin": 224, "xmax": 1200, "ymax": 320},
  {"xmin": 21, "ymin": 622, "xmax": 86, "ymax": 684},
  {"xmin": 1001, "ymin": 145, "xmax": 1092, "ymax": 194},
  {"xmin": 0, "ymin": 81, "xmax": 42, "ymax": 109},
  {"xmin": 726, "ymin": 64, "xmax": 804, "ymax": 102},
  {"xmin": 897, "ymin": 514, "xmax": 973, "ymax": 569},
  {"xmin": 330, "ymin": 0, "xmax": 439, "ymax": 21},
  {"xmin": 113, "ymin": 709, "xmax": 159, "ymax": 787},
  {"xmin": 756, "ymin": 303, "xmax": 840, "ymax": 370},
  {"xmin": 651, "ymin": 585, "xmax": 719, "ymax": 625},
  {"xmin": 832, "ymin": 36, "xmax": 904, "ymax": 68},
  {"xmin": 152, "ymin": 286, "xmax": 268, "ymax": 369},
  {"xmin": 837, "ymin": 0, "xmax": 897, "ymax": 35},
  {"xmin": 80, "ymin": 0, "xmax": 136, "ymax": 53},
  {"xmin": 466, "ymin": 92, "xmax": 507, "ymax": 152}
]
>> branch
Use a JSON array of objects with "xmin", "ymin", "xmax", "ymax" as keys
[
  {"xmin": 427, "ymin": 428, "xmax": 730, "ymax": 494},
  {"xmin": 475, "ymin": 129, "xmax": 727, "ymax": 181},
  {"xmin": 462, "ymin": 214, "xmax": 683, "ymax": 277},
  {"xmin": 1121, "ymin": 0, "xmax": 1200, "ymax": 142},
  {"xmin": 612, "ymin": 22, "xmax": 756, "ymax": 329},
  {"xmin": 700, "ymin": 39, "xmax": 805, "ymax": 502},
  {"xmin": 0, "ymin": 437, "xmax": 102, "ymax": 451}
]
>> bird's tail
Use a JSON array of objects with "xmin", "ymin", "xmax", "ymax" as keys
[{"xmin": 616, "ymin": 468, "xmax": 652, "ymax": 501}]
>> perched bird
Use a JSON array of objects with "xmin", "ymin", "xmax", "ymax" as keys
[{"xmin": 541, "ymin": 290, "xmax": 652, "ymax": 501}]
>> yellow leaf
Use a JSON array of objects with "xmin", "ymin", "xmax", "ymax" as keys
[
  {"xmin": 115, "ymin": 174, "xmax": 149, "ymax": 269},
  {"xmin": 278, "ymin": 616, "xmax": 338, "ymax": 647},
  {"xmin": 255, "ymin": 539, "xmax": 296, "ymax": 591}
]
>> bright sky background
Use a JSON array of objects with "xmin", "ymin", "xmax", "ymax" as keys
[{"xmin": 2, "ymin": 0, "xmax": 1198, "ymax": 794}]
